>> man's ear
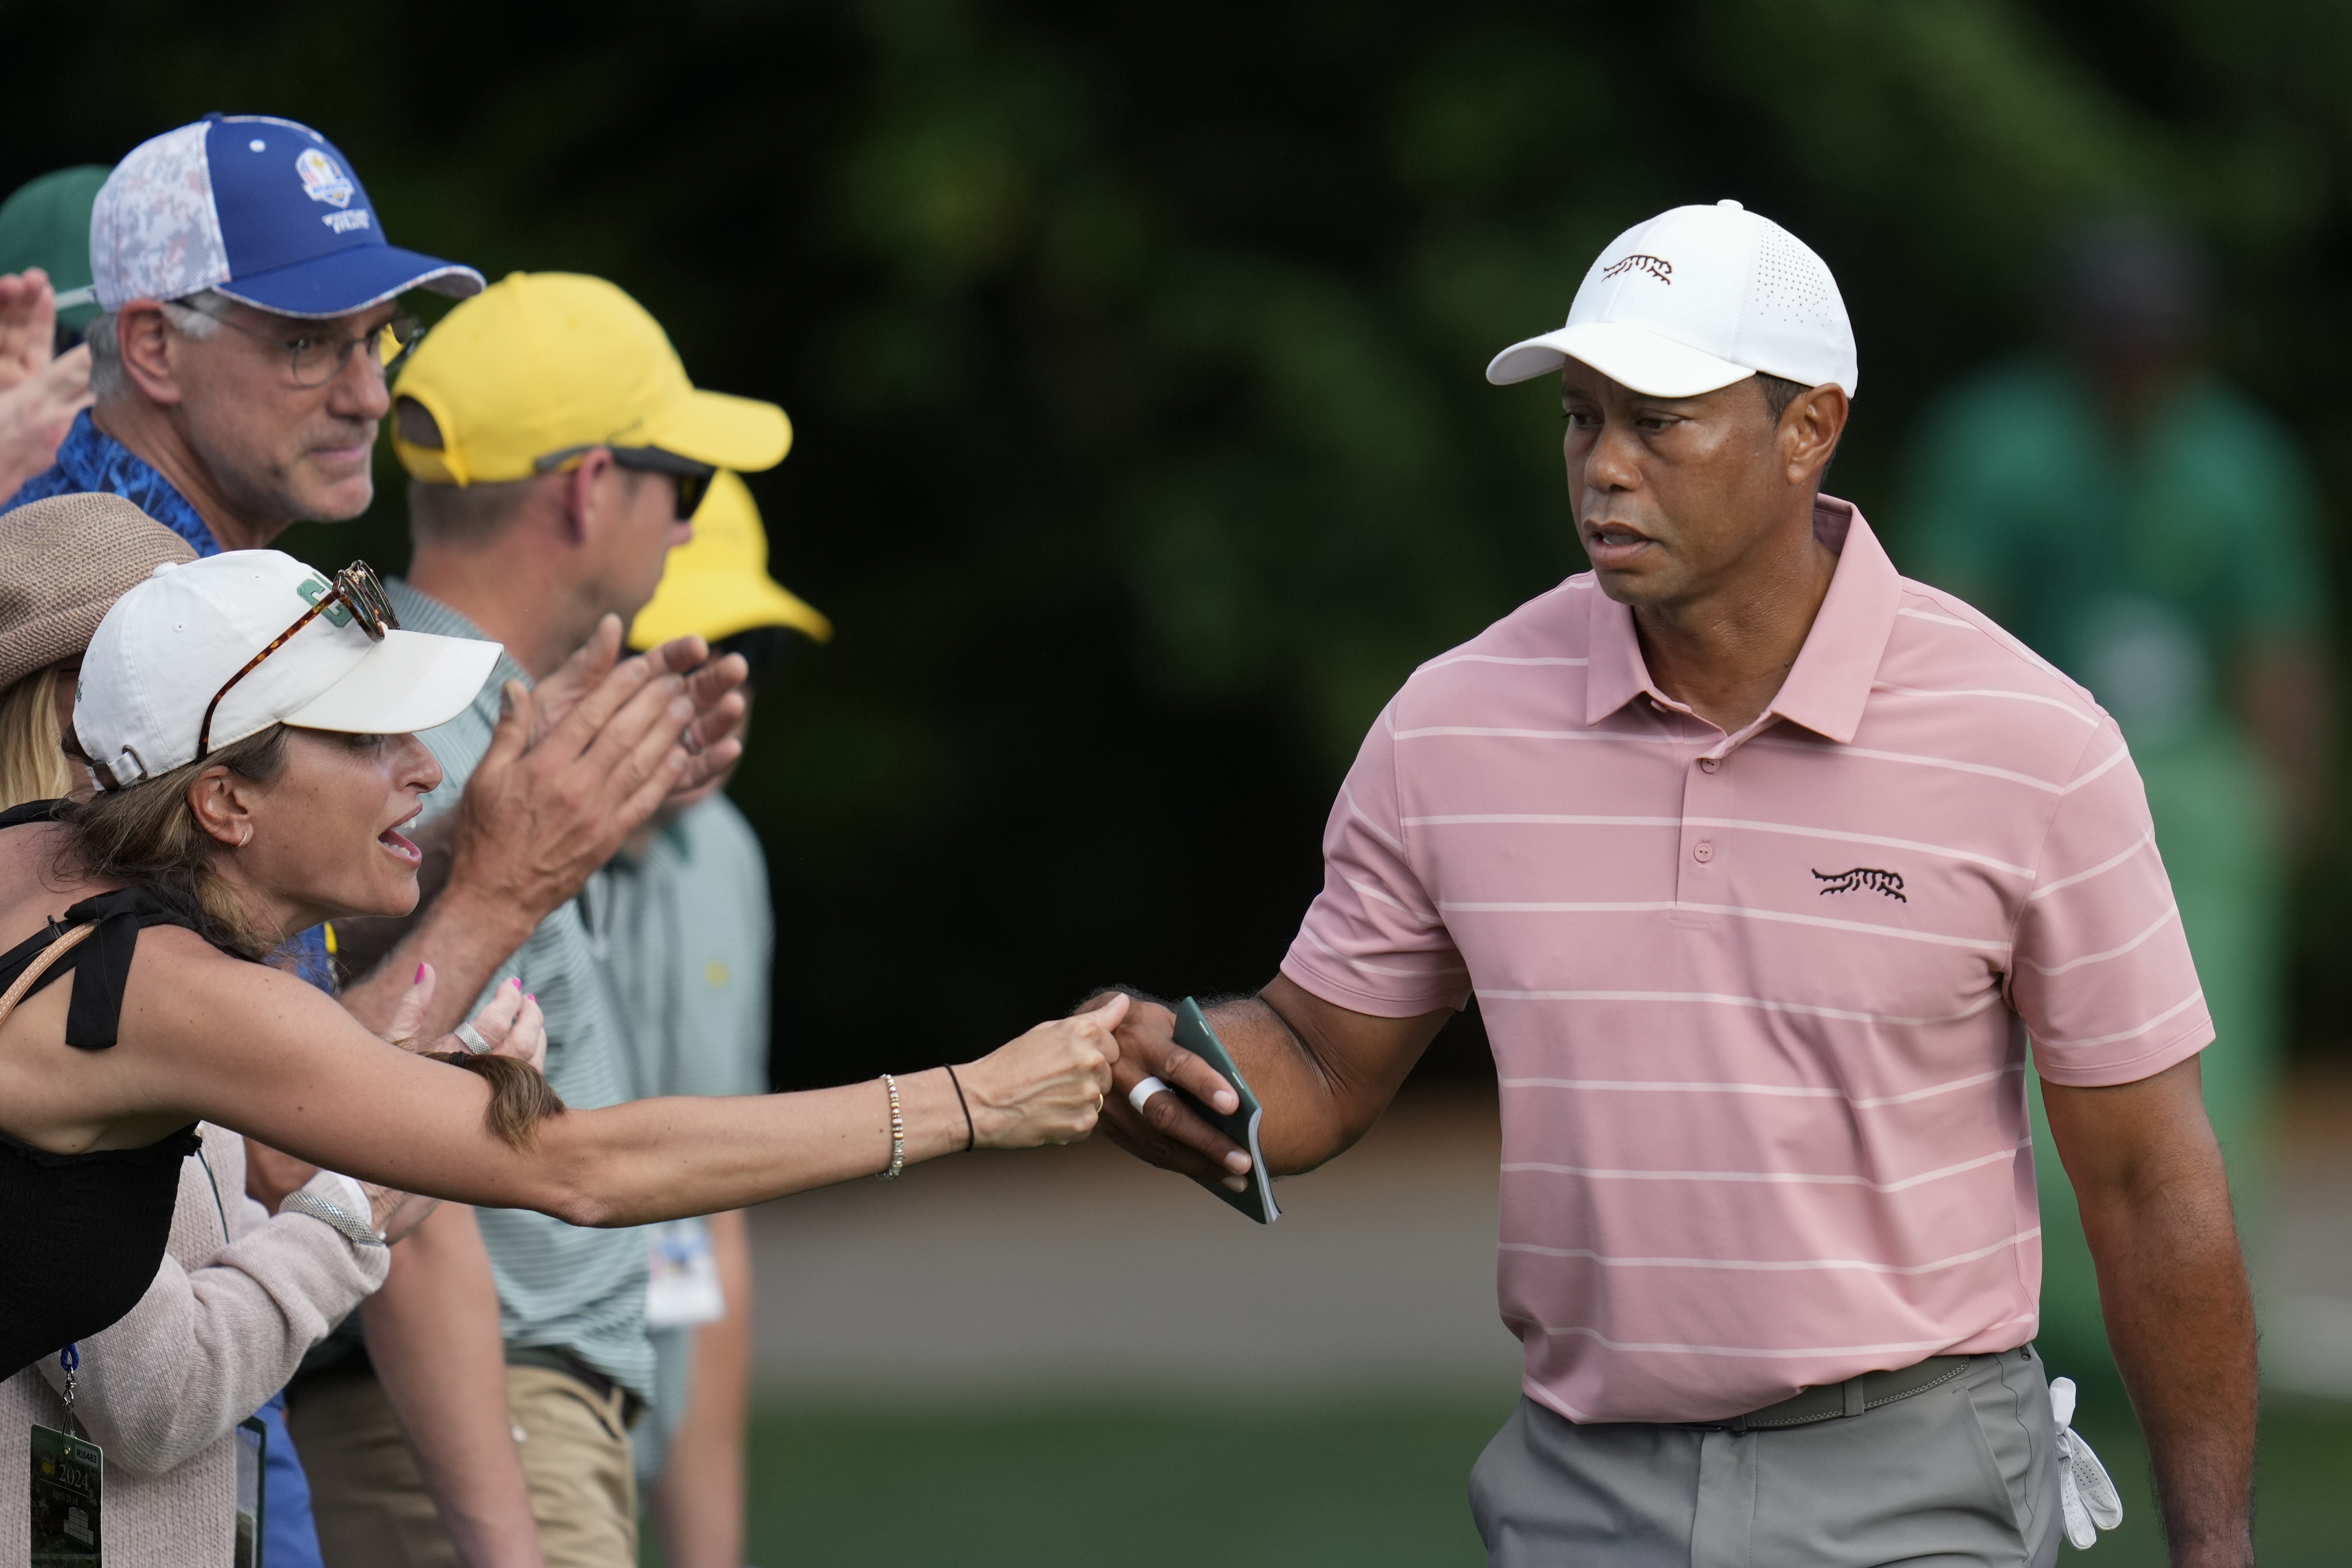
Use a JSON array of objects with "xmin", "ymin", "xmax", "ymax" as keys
[
  {"xmin": 558, "ymin": 448, "xmax": 615, "ymax": 546},
  {"xmin": 114, "ymin": 300, "xmax": 187, "ymax": 408},
  {"xmin": 186, "ymin": 763, "xmax": 258, "ymax": 848},
  {"xmin": 1782, "ymin": 384, "xmax": 1849, "ymax": 487}
]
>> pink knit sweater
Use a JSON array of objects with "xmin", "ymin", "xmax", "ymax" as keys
[{"xmin": 1, "ymin": 1125, "xmax": 389, "ymax": 1565}]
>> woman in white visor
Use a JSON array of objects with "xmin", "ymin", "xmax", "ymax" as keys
[{"xmin": 0, "ymin": 548, "xmax": 1130, "ymax": 1378}]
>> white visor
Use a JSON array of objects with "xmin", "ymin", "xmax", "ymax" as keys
[
  {"xmin": 1486, "ymin": 321, "xmax": 1758, "ymax": 398},
  {"xmin": 282, "ymin": 628, "xmax": 501, "ymax": 736}
]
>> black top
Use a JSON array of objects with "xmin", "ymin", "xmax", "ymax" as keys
[{"xmin": 0, "ymin": 800, "xmax": 209, "ymax": 1381}]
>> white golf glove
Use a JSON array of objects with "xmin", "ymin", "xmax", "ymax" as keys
[{"xmin": 2049, "ymin": 1375, "xmax": 2124, "ymax": 1548}]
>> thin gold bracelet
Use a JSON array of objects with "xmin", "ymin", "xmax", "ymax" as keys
[{"xmin": 876, "ymin": 1072, "xmax": 905, "ymax": 1181}]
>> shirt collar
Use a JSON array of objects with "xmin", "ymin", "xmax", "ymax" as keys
[
  {"xmin": 45, "ymin": 409, "xmax": 219, "ymax": 556},
  {"xmin": 1582, "ymin": 495, "xmax": 1902, "ymax": 746},
  {"xmin": 386, "ymin": 579, "xmax": 530, "ymax": 691}
]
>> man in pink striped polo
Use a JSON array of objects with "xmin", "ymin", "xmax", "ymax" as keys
[{"xmin": 1097, "ymin": 202, "xmax": 2253, "ymax": 1567}]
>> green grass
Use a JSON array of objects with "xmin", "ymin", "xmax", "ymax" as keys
[
  {"xmin": 730, "ymin": 1397, "xmax": 1511, "ymax": 1568},
  {"xmin": 641, "ymin": 1393, "xmax": 2352, "ymax": 1566},
  {"xmin": 2068, "ymin": 1392, "xmax": 2352, "ymax": 1566}
]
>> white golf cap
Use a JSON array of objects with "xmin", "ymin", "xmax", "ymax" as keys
[
  {"xmin": 76, "ymin": 550, "xmax": 501, "ymax": 789},
  {"xmin": 1487, "ymin": 200, "xmax": 1857, "ymax": 398}
]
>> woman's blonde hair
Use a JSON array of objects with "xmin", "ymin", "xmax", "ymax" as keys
[{"xmin": 0, "ymin": 668, "xmax": 74, "ymax": 813}]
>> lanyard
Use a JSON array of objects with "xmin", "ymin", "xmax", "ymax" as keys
[{"xmin": 30, "ymin": 1342, "xmax": 105, "ymax": 1565}]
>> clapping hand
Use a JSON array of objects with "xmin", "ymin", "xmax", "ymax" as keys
[
  {"xmin": 0, "ymin": 269, "xmax": 91, "ymax": 499},
  {"xmin": 0, "ymin": 268, "xmax": 61, "ymax": 390},
  {"xmin": 380, "ymin": 964, "xmax": 548, "ymax": 1073},
  {"xmin": 525, "ymin": 615, "xmax": 749, "ymax": 800},
  {"xmin": 351, "ymin": 968, "xmax": 547, "ymax": 1238},
  {"xmin": 444, "ymin": 618, "xmax": 742, "ymax": 943}
]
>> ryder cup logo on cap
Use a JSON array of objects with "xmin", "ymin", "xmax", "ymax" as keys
[
  {"xmin": 76, "ymin": 551, "xmax": 500, "ymax": 788},
  {"xmin": 294, "ymin": 148, "xmax": 355, "ymax": 209},
  {"xmin": 1486, "ymin": 200, "xmax": 1857, "ymax": 399},
  {"xmin": 89, "ymin": 113, "xmax": 485, "ymax": 319}
]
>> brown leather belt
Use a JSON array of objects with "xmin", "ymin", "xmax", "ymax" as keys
[
  {"xmin": 506, "ymin": 1345, "xmax": 645, "ymax": 1428},
  {"xmin": 1683, "ymin": 1354, "xmax": 1976, "ymax": 1434}
]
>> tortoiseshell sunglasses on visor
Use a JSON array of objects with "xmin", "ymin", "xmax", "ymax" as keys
[{"xmin": 195, "ymin": 562, "xmax": 400, "ymax": 761}]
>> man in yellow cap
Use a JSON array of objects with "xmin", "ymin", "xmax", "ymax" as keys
[
  {"xmin": 284, "ymin": 272, "xmax": 790, "ymax": 1568},
  {"xmin": 601, "ymin": 470, "xmax": 828, "ymax": 1568}
]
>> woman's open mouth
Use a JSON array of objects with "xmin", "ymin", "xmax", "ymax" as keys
[{"xmin": 377, "ymin": 808, "xmax": 423, "ymax": 868}]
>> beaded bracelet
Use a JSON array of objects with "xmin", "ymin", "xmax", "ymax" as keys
[{"xmin": 876, "ymin": 1072, "xmax": 906, "ymax": 1181}]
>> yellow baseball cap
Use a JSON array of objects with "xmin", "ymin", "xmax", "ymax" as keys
[
  {"xmin": 629, "ymin": 470, "xmax": 832, "ymax": 649},
  {"xmin": 391, "ymin": 271, "xmax": 791, "ymax": 485}
]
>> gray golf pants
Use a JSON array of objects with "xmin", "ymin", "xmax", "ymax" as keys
[{"xmin": 1469, "ymin": 1346, "xmax": 2064, "ymax": 1566}]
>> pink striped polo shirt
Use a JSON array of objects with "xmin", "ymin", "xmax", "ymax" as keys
[{"xmin": 1282, "ymin": 497, "xmax": 2210, "ymax": 1425}]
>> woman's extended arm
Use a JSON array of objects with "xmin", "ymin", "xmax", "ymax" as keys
[{"xmin": 86, "ymin": 935, "xmax": 1121, "ymax": 1224}]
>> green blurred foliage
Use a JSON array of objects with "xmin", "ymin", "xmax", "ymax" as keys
[{"xmin": 9, "ymin": 0, "xmax": 2350, "ymax": 1081}]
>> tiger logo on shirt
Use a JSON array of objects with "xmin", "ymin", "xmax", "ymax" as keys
[{"xmin": 1812, "ymin": 866, "xmax": 1906, "ymax": 902}]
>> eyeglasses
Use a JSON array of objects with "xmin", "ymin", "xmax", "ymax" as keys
[
  {"xmin": 181, "ymin": 301, "xmax": 423, "ymax": 388},
  {"xmin": 533, "ymin": 444, "xmax": 714, "ymax": 521},
  {"xmin": 197, "ymin": 562, "xmax": 399, "ymax": 760}
]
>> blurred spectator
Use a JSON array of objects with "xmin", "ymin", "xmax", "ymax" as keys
[
  {"xmin": 1899, "ymin": 213, "xmax": 2333, "ymax": 1373},
  {"xmin": 0, "ymin": 268, "xmax": 94, "ymax": 500},
  {"xmin": 0, "ymin": 166, "xmax": 111, "ymax": 349},
  {"xmin": 287, "ymin": 272, "xmax": 784, "ymax": 1568},
  {"xmin": 2, "ymin": 114, "xmax": 480, "ymax": 554},
  {"xmin": 0, "ymin": 169, "xmax": 111, "ymax": 579},
  {"xmin": 602, "ymin": 468, "xmax": 831, "ymax": 1567}
]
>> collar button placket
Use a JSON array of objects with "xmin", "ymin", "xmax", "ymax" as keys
[
  {"xmin": 1684, "ymin": 747, "xmax": 1740, "ymax": 907},
  {"xmin": 1675, "ymin": 743, "xmax": 1732, "ymax": 919}
]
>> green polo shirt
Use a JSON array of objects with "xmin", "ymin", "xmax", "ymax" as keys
[
  {"xmin": 1898, "ymin": 355, "xmax": 2327, "ymax": 1372},
  {"xmin": 388, "ymin": 582, "xmax": 655, "ymax": 1400},
  {"xmin": 591, "ymin": 796, "xmax": 772, "ymax": 1105}
]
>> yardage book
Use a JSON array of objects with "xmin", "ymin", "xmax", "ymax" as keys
[{"xmin": 1171, "ymin": 997, "xmax": 1280, "ymax": 1224}]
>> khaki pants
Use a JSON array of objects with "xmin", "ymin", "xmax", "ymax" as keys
[{"xmin": 288, "ymin": 1364, "xmax": 638, "ymax": 1568}]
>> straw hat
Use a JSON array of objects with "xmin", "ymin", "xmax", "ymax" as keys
[{"xmin": 0, "ymin": 493, "xmax": 199, "ymax": 692}]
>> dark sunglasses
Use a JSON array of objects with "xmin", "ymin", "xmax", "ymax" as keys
[
  {"xmin": 533, "ymin": 444, "xmax": 714, "ymax": 521},
  {"xmin": 197, "ymin": 562, "xmax": 398, "ymax": 760}
]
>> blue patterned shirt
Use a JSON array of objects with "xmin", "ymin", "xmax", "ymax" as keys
[{"xmin": 3, "ymin": 409, "xmax": 218, "ymax": 556}]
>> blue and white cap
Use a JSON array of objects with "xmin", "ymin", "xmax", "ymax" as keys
[{"xmin": 89, "ymin": 113, "xmax": 484, "ymax": 320}]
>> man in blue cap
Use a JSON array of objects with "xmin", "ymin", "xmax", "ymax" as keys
[{"xmin": 3, "ymin": 113, "xmax": 479, "ymax": 548}]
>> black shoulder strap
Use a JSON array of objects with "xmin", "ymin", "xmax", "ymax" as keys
[
  {"xmin": 0, "ymin": 885, "xmax": 193, "ymax": 1050},
  {"xmin": 0, "ymin": 798, "xmax": 65, "ymax": 831}
]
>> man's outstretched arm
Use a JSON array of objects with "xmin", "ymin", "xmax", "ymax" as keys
[
  {"xmin": 1088, "ymin": 975, "xmax": 1452, "ymax": 1194},
  {"xmin": 2043, "ymin": 1055, "xmax": 2255, "ymax": 1568}
]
